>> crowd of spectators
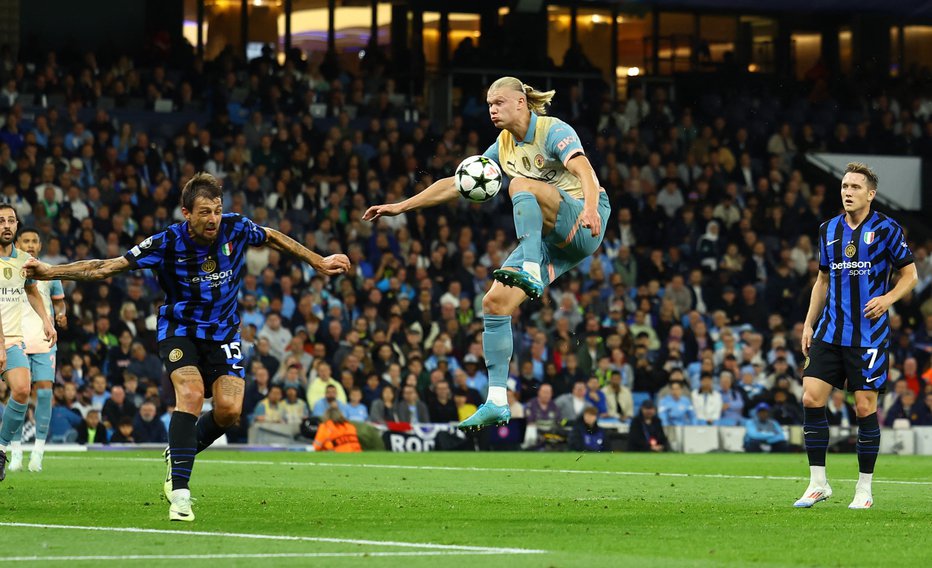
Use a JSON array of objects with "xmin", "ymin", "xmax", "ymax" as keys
[{"xmin": 0, "ymin": 41, "xmax": 931, "ymax": 449}]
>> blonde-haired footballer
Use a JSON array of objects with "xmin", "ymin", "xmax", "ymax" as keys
[
  {"xmin": 364, "ymin": 77, "xmax": 611, "ymax": 430},
  {"xmin": 0, "ymin": 205, "xmax": 57, "ymax": 481}
]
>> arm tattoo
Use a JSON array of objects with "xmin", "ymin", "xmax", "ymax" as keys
[
  {"xmin": 48, "ymin": 259, "xmax": 128, "ymax": 281},
  {"xmin": 265, "ymin": 228, "xmax": 323, "ymax": 267}
]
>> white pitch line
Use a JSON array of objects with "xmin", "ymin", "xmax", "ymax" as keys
[
  {"xmin": 48, "ymin": 455, "xmax": 932, "ymax": 486},
  {"xmin": 0, "ymin": 523, "xmax": 544, "ymax": 555},
  {"xmin": 0, "ymin": 551, "xmax": 514, "ymax": 562}
]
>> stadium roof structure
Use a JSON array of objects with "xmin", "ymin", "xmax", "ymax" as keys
[{"xmin": 614, "ymin": 0, "xmax": 932, "ymax": 18}]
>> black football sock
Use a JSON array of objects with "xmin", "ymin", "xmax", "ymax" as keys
[
  {"xmin": 856, "ymin": 412, "xmax": 881, "ymax": 474},
  {"xmin": 195, "ymin": 410, "xmax": 227, "ymax": 454},
  {"xmin": 803, "ymin": 406, "xmax": 829, "ymax": 467},
  {"xmin": 168, "ymin": 411, "xmax": 198, "ymax": 491}
]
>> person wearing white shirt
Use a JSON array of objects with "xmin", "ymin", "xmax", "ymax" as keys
[{"xmin": 692, "ymin": 374, "xmax": 723, "ymax": 425}]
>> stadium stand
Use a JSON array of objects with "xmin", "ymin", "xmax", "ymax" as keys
[{"xmin": 0, "ymin": 40, "xmax": 930, "ymax": 452}]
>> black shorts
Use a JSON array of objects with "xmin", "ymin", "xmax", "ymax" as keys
[
  {"xmin": 158, "ymin": 336, "xmax": 246, "ymax": 391},
  {"xmin": 804, "ymin": 339, "xmax": 888, "ymax": 393}
]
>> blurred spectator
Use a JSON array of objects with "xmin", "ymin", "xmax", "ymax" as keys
[
  {"xmin": 744, "ymin": 403, "xmax": 788, "ymax": 452},
  {"xmin": 718, "ymin": 372, "xmax": 746, "ymax": 425},
  {"xmin": 110, "ymin": 416, "xmax": 136, "ymax": 443},
  {"xmin": 370, "ymin": 384, "xmax": 400, "ymax": 423},
  {"xmin": 901, "ymin": 357, "xmax": 927, "ymax": 397},
  {"xmin": 49, "ymin": 396, "xmax": 83, "ymax": 443},
  {"xmin": 75, "ymin": 409, "xmax": 107, "ymax": 444},
  {"xmin": 311, "ymin": 408, "xmax": 362, "ymax": 452},
  {"xmin": 133, "ymin": 401, "xmax": 168, "ymax": 443},
  {"xmin": 769, "ymin": 389, "xmax": 803, "ymax": 425},
  {"xmin": 428, "ymin": 380, "xmax": 457, "ymax": 423},
  {"xmin": 312, "ymin": 384, "xmax": 350, "ymax": 418},
  {"xmin": 601, "ymin": 370, "xmax": 634, "ymax": 421},
  {"xmin": 826, "ymin": 390, "xmax": 854, "ymax": 428},
  {"xmin": 883, "ymin": 389, "xmax": 929, "ymax": 426},
  {"xmin": 253, "ymin": 384, "xmax": 285, "ymax": 424},
  {"xmin": 692, "ymin": 373, "xmax": 723, "ymax": 425},
  {"xmin": 659, "ymin": 381, "xmax": 697, "ymax": 426},
  {"xmin": 454, "ymin": 390, "xmax": 478, "ymax": 423},
  {"xmin": 584, "ymin": 376, "xmax": 608, "ymax": 417},
  {"xmin": 307, "ymin": 362, "xmax": 346, "ymax": 408},
  {"xmin": 568, "ymin": 407, "xmax": 606, "ymax": 452},
  {"xmin": 102, "ymin": 385, "xmax": 137, "ymax": 430},
  {"xmin": 127, "ymin": 342, "xmax": 163, "ymax": 385},
  {"xmin": 243, "ymin": 366, "xmax": 272, "ymax": 418},
  {"xmin": 525, "ymin": 383, "xmax": 559, "ymax": 433},
  {"xmin": 345, "ymin": 387, "xmax": 370, "ymax": 422},
  {"xmin": 397, "ymin": 384, "xmax": 429, "ymax": 424},
  {"xmin": 283, "ymin": 385, "xmax": 311, "ymax": 424},
  {"xmin": 555, "ymin": 381, "xmax": 592, "ymax": 423},
  {"xmin": 628, "ymin": 400, "xmax": 668, "ymax": 452},
  {"xmin": 89, "ymin": 374, "xmax": 110, "ymax": 410}
]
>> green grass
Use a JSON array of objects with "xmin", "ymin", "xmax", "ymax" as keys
[{"xmin": 1, "ymin": 450, "xmax": 930, "ymax": 567}]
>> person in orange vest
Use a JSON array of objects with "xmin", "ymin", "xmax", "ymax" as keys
[{"xmin": 311, "ymin": 407, "xmax": 362, "ymax": 452}]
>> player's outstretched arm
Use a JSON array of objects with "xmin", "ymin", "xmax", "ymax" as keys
[
  {"xmin": 24, "ymin": 257, "xmax": 132, "ymax": 282},
  {"xmin": 263, "ymin": 227, "xmax": 350, "ymax": 276},
  {"xmin": 362, "ymin": 176, "xmax": 458, "ymax": 221},
  {"xmin": 26, "ymin": 284, "xmax": 57, "ymax": 346}
]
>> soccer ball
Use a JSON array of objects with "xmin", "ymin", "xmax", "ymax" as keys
[{"xmin": 455, "ymin": 155, "xmax": 503, "ymax": 203}]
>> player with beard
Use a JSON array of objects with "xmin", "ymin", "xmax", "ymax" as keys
[
  {"xmin": 26, "ymin": 173, "xmax": 350, "ymax": 521},
  {"xmin": 0, "ymin": 205, "xmax": 57, "ymax": 482}
]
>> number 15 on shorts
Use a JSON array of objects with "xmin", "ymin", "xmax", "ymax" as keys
[{"xmin": 221, "ymin": 341, "xmax": 244, "ymax": 370}]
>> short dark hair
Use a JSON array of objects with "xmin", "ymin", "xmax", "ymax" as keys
[
  {"xmin": 180, "ymin": 172, "xmax": 222, "ymax": 211},
  {"xmin": 17, "ymin": 226, "xmax": 39, "ymax": 240},
  {"xmin": 0, "ymin": 203, "xmax": 17, "ymax": 219},
  {"xmin": 845, "ymin": 162, "xmax": 878, "ymax": 190}
]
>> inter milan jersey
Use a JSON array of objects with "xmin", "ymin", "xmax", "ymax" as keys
[
  {"xmin": 124, "ymin": 213, "xmax": 268, "ymax": 343},
  {"xmin": 814, "ymin": 211, "xmax": 914, "ymax": 348}
]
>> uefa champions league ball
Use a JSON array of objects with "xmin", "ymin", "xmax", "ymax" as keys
[{"xmin": 455, "ymin": 155, "xmax": 503, "ymax": 203}]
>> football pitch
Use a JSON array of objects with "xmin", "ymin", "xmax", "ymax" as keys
[{"xmin": 0, "ymin": 451, "xmax": 929, "ymax": 567}]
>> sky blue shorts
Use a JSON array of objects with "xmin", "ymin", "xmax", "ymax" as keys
[
  {"xmin": 502, "ymin": 187, "xmax": 611, "ymax": 285},
  {"xmin": 4, "ymin": 343, "xmax": 29, "ymax": 375},
  {"xmin": 28, "ymin": 350, "xmax": 57, "ymax": 382}
]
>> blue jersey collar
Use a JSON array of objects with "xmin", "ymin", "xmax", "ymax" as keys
[
  {"xmin": 517, "ymin": 112, "xmax": 539, "ymax": 146},
  {"xmin": 0, "ymin": 245, "xmax": 18, "ymax": 260}
]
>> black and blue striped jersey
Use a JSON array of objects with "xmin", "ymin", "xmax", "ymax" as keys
[
  {"xmin": 123, "ymin": 213, "xmax": 268, "ymax": 343},
  {"xmin": 814, "ymin": 211, "xmax": 914, "ymax": 348}
]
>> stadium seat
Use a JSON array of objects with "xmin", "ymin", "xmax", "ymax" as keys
[
  {"xmin": 880, "ymin": 428, "xmax": 916, "ymax": 455},
  {"xmin": 681, "ymin": 426, "xmax": 720, "ymax": 453},
  {"xmin": 632, "ymin": 392, "xmax": 652, "ymax": 411},
  {"xmin": 719, "ymin": 426, "xmax": 746, "ymax": 452},
  {"xmin": 913, "ymin": 427, "xmax": 932, "ymax": 455}
]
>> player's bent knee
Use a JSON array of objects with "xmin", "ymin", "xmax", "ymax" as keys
[
  {"xmin": 11, "ymin": 385, "xmax": 30, "ymax": 403},
  {"xmin": 801, "ymin": 389, "xmax": 825, "ymax": 408},
  {"xmin": 214, "ymin": 404, "xmax": 242, "ymax": 427},
  {"xmin": 482, "ymin": 289, "xmax": 510, "ymax": 315},
  {"xmin": 507, "ymin": 177, "xmax": 532, "ymax": 196},
  {"xmin": 854, "ymin": 400, "xmax": 876, "ymax": 417},
  {"xmin": 174, "ymin": 388, "xmax": 205, "ymax": 411}
]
